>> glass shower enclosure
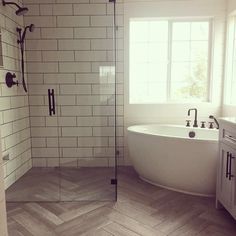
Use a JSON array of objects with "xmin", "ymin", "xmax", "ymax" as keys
[{"xmin": 6, "ymin": 0, "xmax": 117, "ymax": 202}]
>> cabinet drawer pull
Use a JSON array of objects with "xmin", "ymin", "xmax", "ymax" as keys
[
  {"xmin": 225, "ymin": 134, "xmax": 236, "ymax": 143},
  {"xmin": 226, "ymin": 152, "xmax": 230, "ymax": 178},
  {"xmin": 229, "ymin": 153, "xmax": 235, "ymax": 181}
]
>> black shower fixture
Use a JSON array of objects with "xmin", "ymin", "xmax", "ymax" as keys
[
  {"xmin": 17, "ymin": 24, "xmax": 35, "ymax": 93},
  {"xmin": 17, "ymin": 24, "xmax": 35, "ymax": 44},
  {"xmin": 2, "ymin": 0, "xmax": 28, "ymax": 16},
  {"xmin": 5, "ymin": 72, "xmax": 18, "ymax": 88}
]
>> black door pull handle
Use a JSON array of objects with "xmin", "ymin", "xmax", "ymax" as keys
[{"xmin": 48, "ymin": 89, "xmax": 56, "ymax": 116}]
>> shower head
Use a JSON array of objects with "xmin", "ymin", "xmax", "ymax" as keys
[
  {"xmin": 19, "ymin": 24, "xmax": 35, "ymax": 43},
  {"xmin": 16, "ymin": 7, "xmax": 28, "ymax": 16},
  {"xmin": 2, "ymin": 0, "xmax": 29, "ymax": 16}
]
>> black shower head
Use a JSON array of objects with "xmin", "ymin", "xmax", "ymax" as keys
[
  {"xmin": 2, "ymin": 0, "xmax": 28, "ymax": 16},
  {"xmin": 16, "ymin": 6, "xmax": 28, "ymax": 16},
  {"xmin": 19, "ymin": 24, "xmax": 35, "ymax": 43}
]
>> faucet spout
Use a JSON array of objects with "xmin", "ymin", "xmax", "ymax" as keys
[{"xmin": 188, "ymin": 108, "xmax": 198, "ymax": 127}]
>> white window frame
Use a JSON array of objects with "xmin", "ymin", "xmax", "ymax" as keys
[{"xmin": 129, "ymin": 18, "xmax": 213, "ymax": 104}]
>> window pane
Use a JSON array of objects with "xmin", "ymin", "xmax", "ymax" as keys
[
  {"xmin": 191, "ymin": 41, "xmax": 208, "ymax": 61},
  {"xmin": 130, "ymin": 63, "xmax": 148, "ymax": 83},
  {"xmin": 148, "ymin": 63, "xmax": 168, "ymax": 82},
  {"xmin": 230, "ymin": 61, "xmax": 236, "ymax": 104},
  {"xmin": 130, "ymin": 21, "xmax": 148, "ymax": 42},
  {"xmin": 172, "ymin": 22, "xmax": 191, "ymax": 40},
  {"xmin": 171, "ymin": 61, "xmax": 208, "ymax": 101},
  {"xmin": 148, "ymin": 43, "xmax": 168, "ymax": 62},
  {"xmin": 171, "ymin": 62, "xmax": 190, "ymax": 83},
  {"xmin": 191, "ymin": 22, "xmax": 209, "ymax": 40},
  {"xmin": 171, "ymin": 21, "xmax": 210, "ymax": 101},
  {"xmin": 130, "ymin": 43, "xmax": 148, "ymax": 62},
  {"xmin": 149, "ymin": 21, "xmax": 168, "ymax": 42},
  {"xmin": 129, "ymin": 19, "xmax": 168, "ymax": 103},
  {"xmin": 172, "ymin": 42, "xmax": 190, "ymax": 61},
  {"xmin": 129, "ymin": 19, "xmax": 210, "ymax": 104}
]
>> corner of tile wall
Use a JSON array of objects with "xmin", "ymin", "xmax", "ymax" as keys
[{"xmin": 0, "ymin": 2, "xmax": 32, "ymax": 189}]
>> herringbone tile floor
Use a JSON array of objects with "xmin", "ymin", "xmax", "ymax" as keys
[{"xmin": 6, "ymin": 167, "xmax": 236, "ymax": 236}]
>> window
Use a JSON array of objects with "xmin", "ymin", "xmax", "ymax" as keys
[
  {"xmin": 129, "ymin": 19, "xmax": 212, "ymax": 104},
  {"xmin": 225, "ymin": 16, "xmax": 236, "ymax": 105}
]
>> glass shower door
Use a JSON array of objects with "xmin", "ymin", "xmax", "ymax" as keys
[
  {"xmin": 5, "ymin": 0, "xmax": 117, "ymax": 203},
  {"xmin": 58, "ymin": 0, "xmax": 117, "ymax": 201}
]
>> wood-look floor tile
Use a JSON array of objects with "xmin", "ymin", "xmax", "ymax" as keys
[
  {"xmin": 5, "ymin": 167, "xmax": 236, "ymax": 236},
  {"xmin": 103, "ymin": 222, "xmax": 141, "ymax": 236}
]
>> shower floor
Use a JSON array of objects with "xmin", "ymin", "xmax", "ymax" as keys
[{"xmin": 6, "ymin": 167, "xmax": 116, "ymax": 202}]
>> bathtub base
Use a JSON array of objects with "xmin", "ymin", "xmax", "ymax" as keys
[{"xmin": 140, "ymin": 176, "xmax": 215, "ymax": 198}]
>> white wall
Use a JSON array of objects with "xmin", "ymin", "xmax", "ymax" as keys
[
  {"xmin": 0, "ymin": 0, "xmax": 32, "ymax": 188},
  {"xmin": 124, "ymin": 0, "xmax": 226, "ymax": 164},
  {"xmin": 227, "ymin": 0, "xmax": 236, "ymax": 14}
]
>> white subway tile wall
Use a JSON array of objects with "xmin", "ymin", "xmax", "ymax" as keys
[
  {"xmin": 0, "ymin": 0, "xmax": 32, "ymax": 189},
  {"xmin": 24, "ymin": 0, "xmax": 124, "ymax": 167}
]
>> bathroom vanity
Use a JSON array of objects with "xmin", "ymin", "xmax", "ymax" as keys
[{"xmin": 216, "ymin": 118, "xmax": 236, "ymax": 220}]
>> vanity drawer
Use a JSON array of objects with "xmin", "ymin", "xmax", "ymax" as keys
[{"xmin": 222, "ymin": 129, "xmax": 236, "ymax": 148}]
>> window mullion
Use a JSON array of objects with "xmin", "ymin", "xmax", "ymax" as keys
[{"xmin": 167, "ymin": 20, "xmax": 173, "ymax": 101}]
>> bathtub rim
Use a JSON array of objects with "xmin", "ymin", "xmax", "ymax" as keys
[{"xmin": 127, "ymin": 124, "xmax": 219, "ymax": 143}]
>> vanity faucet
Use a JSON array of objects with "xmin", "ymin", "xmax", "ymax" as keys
[{"xmin": 188, "ymin": 108, "xmax": 198, "ymax": 127}]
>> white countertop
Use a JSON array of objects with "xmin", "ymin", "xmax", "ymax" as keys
[{"xmin": 219, "ymin": 117, "xmax": 236, "ymax": 125}]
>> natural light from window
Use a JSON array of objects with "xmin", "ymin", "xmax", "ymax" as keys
[
  {"xmin": 129, "ymin": 18, "xmax": 211, "ymax": 104},
  {"xmin": 225, "ymin": 16, "xmax": 236, "ymax": 105}
]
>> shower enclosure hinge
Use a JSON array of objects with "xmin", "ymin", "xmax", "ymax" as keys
[{"xmin": 111, "ymin": 179, "xmax": 117, "ymax": 185}]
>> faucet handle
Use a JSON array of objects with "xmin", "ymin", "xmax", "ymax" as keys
[
  {"xmin": 209, "ymin": 121, "xmax": 214, "ymax": 129},
  {"xmin": 186, "ymin": 120, "xmax": 191, "ymax": 127},
  {"xmin": 201, "ymin": 121, "xmax": 206, "ymax": 128}
]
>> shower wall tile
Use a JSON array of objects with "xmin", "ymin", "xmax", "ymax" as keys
[
  {"xmin": 57, "ymin": 16, "xmax": 90, "ymax": 27},
  {"xmin": 53, "ymin": 4, "xmax": 73, "ymax": 15},
  {"xmin": 41, "ymin": 28, "xmax": 74, "ymax": 39},
  {"xmin": 58, "ymin": 39, "xmax": 90, "ymax": 50},
  {"xmin": 0, "ymin": 4, "xmax": 32, "ymax": 189},
  {"xmin": 24, "ymin": 0, "xmax": 124, "ymax": 167},
  {"xmin": 74, "ymin": 28, "xmax": 107, "ymax": 39},
  {"xmin": 73, "ymin": 4, "xmax": 106, "ymax": 15}
]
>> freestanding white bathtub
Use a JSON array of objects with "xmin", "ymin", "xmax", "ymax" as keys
[{"xmin": 127, "ymin": 124, "xmax": 219, "ymax": 197}]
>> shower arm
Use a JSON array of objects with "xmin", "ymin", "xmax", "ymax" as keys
[{"xmin": 3, "ymin": 0, "xmax": 21, "ymax": 8}]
